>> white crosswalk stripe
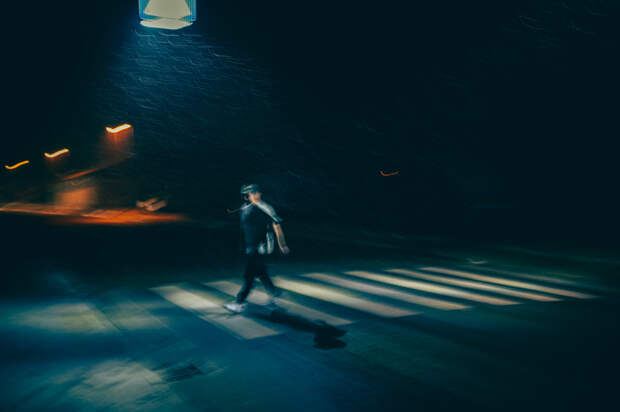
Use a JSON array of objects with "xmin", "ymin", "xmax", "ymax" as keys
[
  {"xmin": 417, "ymin": 267, "xmax": 596, "ymax": 299},
  {"xmin": 150, "ymin": 285, "xmax": 280, "ymax": 339},
  {"xmin": 274, "ymin": 277, "xmax": 418, "ymax": 318},
  {"xmin": 460, "ymin": 265, "xmax": 585, "ymax": 286},
  {"xmin": 386, "ymin": 269, "xmax": 560, "ymax": 302},
  {"xmin": 204, "ymin": 280, "xmax": 352, "ymax": 326},
  {"xmin": 303, "ymin": 273, "xmax": 469, "ymax": 310},
  {"xmin": 148, "ymin": 264, "xmax": 596, "ymax": 340},
  {"xmin": 344, "ymin": 271, "xmax": 517, "ymax": 306}
]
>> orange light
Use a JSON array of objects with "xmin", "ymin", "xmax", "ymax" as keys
[
  {"xmin": 0, "ymin": 203, "xmax": 187, "ymax": 225},
  {"xmin": 380, "ymin": 170, "xmax": 399, "ymax": 177},
  {"xmin": 63, "ymin": 209, "xmax": 187, "ymax": 225},
  {"xmin": 106, "ymin": 124, "xmax": 132, "ymax": 133},
  {"xmin": 5, "ymin": 160, "xmax": 30, "ymax": 170},
  {"xmin": 61, "ymin": 167, "xmax": 102, "ymax": 181},
  {"xmin": 44, "ymin": 148, "xmax": 70, "ymax": 159}
]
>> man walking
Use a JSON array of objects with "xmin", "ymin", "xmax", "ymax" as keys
[{"xmin": 224, "ymin": 184, "xmax": 289, "ymax": 313}]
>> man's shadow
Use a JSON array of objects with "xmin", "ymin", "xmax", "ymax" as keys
[{"xmin": 246, "ymin": 305, "xmax": 347, "ymax": 349}]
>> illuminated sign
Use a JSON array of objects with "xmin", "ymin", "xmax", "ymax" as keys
[
  {"xmin": 106, "ymin": 124, "xmax": 132, "ymax": 133},
  {"xmin": 139, "ymin": 0, "xmax": 196, "ymax": 30},
  {"xmin": 5, "ymin": 160, "xmax": 30, "ymax": 170},
  {"xmin": 44, "ymin": 148, "xmax": 70, "ymax": 159}
]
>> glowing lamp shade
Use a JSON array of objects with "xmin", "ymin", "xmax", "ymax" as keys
[{"xmin": 139, "ymin": 0, "xmax": 196, "ymax": 30}]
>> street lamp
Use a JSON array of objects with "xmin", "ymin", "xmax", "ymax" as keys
[{"xmin": 139, "ymin": 0, "xmax": 197, "ymax": 30}]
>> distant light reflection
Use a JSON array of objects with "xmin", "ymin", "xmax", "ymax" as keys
[{"xmin": 380, "ymin": 170, "xmax": 399, "ymax": 177}]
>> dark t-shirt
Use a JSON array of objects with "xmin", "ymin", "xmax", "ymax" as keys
[{"xmin": 240, "ymin": 201, "xmax": 283, "ymax": 255}]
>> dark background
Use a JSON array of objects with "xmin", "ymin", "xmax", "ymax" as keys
[{"xmin": 3, "ymin": 0, "xmax": 619, "ymax": 243}]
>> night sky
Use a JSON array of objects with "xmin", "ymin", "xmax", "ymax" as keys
[{"xmin": 3, "ymin": 1, "xmax": 619, "ymax": 241}]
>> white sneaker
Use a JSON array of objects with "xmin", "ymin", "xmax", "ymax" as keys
[
  {"xmin": 224, "ymin": 302, "xmax": 246, "ymax": 313},
  {"xmin": 265, "ymin": 297, "xmax": 279, "ymax": 307}
]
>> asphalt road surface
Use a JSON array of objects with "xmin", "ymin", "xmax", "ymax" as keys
[{"xmin": 1, "ymin": 241, "xmax": 618, "ymax": 412}]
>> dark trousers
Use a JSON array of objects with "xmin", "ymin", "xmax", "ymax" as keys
[{"xmin": 236, "ymin": 253, "xmax": 279, "ymax": 303}]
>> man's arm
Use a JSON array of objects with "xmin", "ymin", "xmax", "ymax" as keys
[
  {"xmin": 273, "ymin": 223, "xmax": 289, "ymax": 255},
  {"xmin": 254, "ymin": 200, "xmax": 289, "ymax": 254}
]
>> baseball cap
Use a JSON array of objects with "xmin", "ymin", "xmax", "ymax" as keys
[{"xmin": 240, "ymin": 183, "xmax": 261, "ymax": 194}]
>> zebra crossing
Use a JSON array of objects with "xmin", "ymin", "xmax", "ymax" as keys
[{"xmin": 149, "ymin": 265, "xmax": 598, "ymax": 341}]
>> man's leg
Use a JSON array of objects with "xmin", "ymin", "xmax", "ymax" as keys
[
  {"xmin": 256, "ymin": 255, "xmax": 280, "ymax": 297},
  {"xmin": 236, "ymin": 254, "xmax": 258, "ymax": 303}
]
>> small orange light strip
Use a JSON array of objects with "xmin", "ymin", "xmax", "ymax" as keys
[
  {"xmin": 106, "ymin": 124, "xmax": 132, "ymax": 133},
  {"xmin": 5, "ymin": 160, "xmax": 30, "ymax": 170},
  {"xmin": 61, "ymin": 167, "xmax": 101, "ymax": 181},
  {"xmin": 44, "ymin": 148, "xmax": 70, "ymax": 159},
  {"xmin": 380, "ymin": 170, "xmax": 399, "ymax": 177}
]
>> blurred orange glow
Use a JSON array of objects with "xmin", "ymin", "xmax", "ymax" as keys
[
  {"xmin": 55, "ymin": 186, "xmax": 97, "ymax": 211},
  {"xmin": 44, "ymin": 148, "xmax": 70, "ymax": 158},
  {"xmin": 380, "ymin": 170, "xmax": 399, "ymax": 176},
  {"xmin": 0, "ymin": 203, "xmax": 187, "ymax": 225},
  {"xmin": 106, "ymin": 124, "xmax": 132, "ymax": 133},
  {"xmin": 61, "ymin": 167, "xmax": 102, "ymax": 181},
  {"xmin": 4, "ymin": 160, "xmax": 30, "ymax": 170},
  {"xmin": 0, "ymin": 203, "xmax": 76, "ymax": 216},
  {"xmin": 61, "ymin": 209, "xmax": 187, "ymax": 225}
]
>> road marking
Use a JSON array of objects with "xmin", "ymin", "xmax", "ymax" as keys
[
  {"xmin": 151, "ymin": 285, "xmax": 279, "ymax": 340},
  {"xmin": 417, "ymin": 267, "xmax": 595, "ymax": 299},
  {"xmin": 304, "ymin": 273, "xmax": 469, "ymax": 310},
  {"xmin": 460, "ymin": 265, "xmax": 588, "ymax": 287},
  {"xmin": 386, "ymin": 269, "xmax": 559, "ymax": 302},
  {"xmin": 205, "ymin": 280, "xmax": 351, "ymax": 326},
  {"xmin": 344, "ymin": 271, "xmax": 517, "ymax": 306},
  {"xmin": 274, "ymin": 277, "xmax": 417, "ymax": 318}
]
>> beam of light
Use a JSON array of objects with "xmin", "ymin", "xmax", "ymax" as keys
[
  {"xmin": 11, "ymin": 303, "xmax": 115, "ymax": 333},
  {"xmin": 274, "ymin": 277, "xmax": 417, "ymax": 318},
  {"xmin": 44, "ymin": 148, "xmax": 70, "ymax": 159},
  {"xmin": 106, "ymin": 124, "xmax": 132, "ymax": 133},
  {"xmin": 344, "ymin": 271, "xmax": 518, "ymax": 306},
  {"xmin": 205, "ymin": 280, "xmax": 352, "ymax": 326},
  {"xmin": 303, "ymin": 273, "xmax": 469, "ymax": 310},
  {"xmin": 418, "ymin": 267, "xmax": 595, "ymax": 299},
  {"xmin": 140, "ymin": 18, "xmax": 192, "ymax": 30},
  {"xmin": 151, "ymin": 284, "xmax": 279, "ymax": 339},
  {"xmin": 386, "ymin": 269, "xmax": 559, "ymax": 302},
  {"xmin": 103, "ymin": 302, "xmax": 165, "ymax": 330},
  {"xmin": 380, "ymin": 170, "xmax": 400, "ymax": 176},
  {"xmin": 4, "ymin": 160, "xmax": 30, "ymax": 170},
  {"xmin": 462, "ymin": 265, "xmax": 584, "ymax": 287},
  {"xmin": 143, "ymin": 0, "xmax": 191, "ymax": 19}
]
